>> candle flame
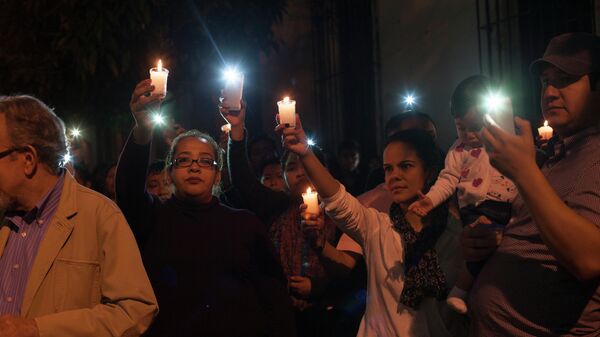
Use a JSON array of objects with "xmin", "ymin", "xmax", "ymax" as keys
[
  {"xmin": 157, "ymin": 59, "xmax": 163, "ymax": 71},
  {"xmin": 306, "ymin": 187, "xmax": 312, "ymax": 193},
  {"xmin": 544, "ymin": 120, "xmax": 548, "ymax": 127},
  {"xmin": 283, "ymin": 96, "xmax": 290, "ymax": 103}
]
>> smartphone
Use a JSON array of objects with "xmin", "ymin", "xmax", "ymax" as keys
[
  {"xmin": 223, "ymin": 72, "xmax": 244, "ymax": 111},
  {"xmin": 485, "ymin": 96, "xmax": 515, "ymax": 135}
]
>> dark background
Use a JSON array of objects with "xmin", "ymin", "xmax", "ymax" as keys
[{"xmin": 0, "ymin": 0, "xmax": 596, "ymax": 169}]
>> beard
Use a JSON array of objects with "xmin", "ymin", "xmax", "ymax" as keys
[{"xmin": 0, "ymin": 190, "xmax": 18, "ymax": 211}]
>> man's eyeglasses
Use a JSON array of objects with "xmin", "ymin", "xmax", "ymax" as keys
[
  {"xmin": 0, "ymin": 147, "xmax": 22, "ymax": 160},
  {"xmin": 171, "ymin": 157, "xmax": 218, "ymax": 169}
]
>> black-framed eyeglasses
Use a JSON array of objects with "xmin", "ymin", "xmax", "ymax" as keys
[
  {"xmin": 171, "ymin": 157, "xmax": 218, "ymax": 169},
  {"xmin": 0, "ymin": 147, "xmax": 22, "ymax": 160}
]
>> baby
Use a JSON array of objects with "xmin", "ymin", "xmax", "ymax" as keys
[{"xmin": 409, "ymin": 75, "xmax": 517, "ymax": 314}]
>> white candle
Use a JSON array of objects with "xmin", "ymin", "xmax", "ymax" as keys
[
  {"xmin": 149, "ymin": 59, "xmax": 169, "ymax": 98},
  {"xmin": 302, "ymin": 187, "xmax": 319, "ymax": 215},
  {"xmin": 221, "ymin": 123, "xmax": 231, "ymax": 133},
  {"xmin": 537, "ymin": 120, "xmax": 553, "ymax": 141},
  {"xmin": 223, "ymin": 71, "xmax": 244, "ymax": 111},
  {"xmin": 277, "ymin": 96, "xmax": 296, "ymax": 127}
]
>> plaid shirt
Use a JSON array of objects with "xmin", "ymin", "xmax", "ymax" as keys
[{"xmin": 470, "ymin": 127, "xmax": 600, "ymax": 336}]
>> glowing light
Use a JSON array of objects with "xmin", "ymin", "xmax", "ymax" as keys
[
  {"xmin": 62, "ymin": 153, "xmax": 72, "ymax": 164},
  {"xmin": 157, "ymin": 59, "xmax": 163, "ymax": 71},
  {"xmin": 307, "ymin": 138, "xmax": 316, "ymax": 146},
  {"xmin": 484, "ymin": 92, "xmax": 506, "ymax": 113},
  {"xmin": 151, "ymin": 113, "xmax": 165, "ymax": 126},
  {"xmin": 69, "ymin": 128, "xmax": 81, "ymax": 138},
  {"xmin": 306, "ymin": 187, "xmax": 312, "ymax": 193},
  {"xmin": 223, "ymin": 67, "xmax": 243, "ymax": 84},
  {"xmin": 404, "ymin": 94, "xmax": 415, "ymax": 106},
  {"xmin": 283, "ymin": 96, "xmax": 290, "ymax": 103},
  {"xmin": 544, "ymin": 120, "xmax": 548, "ymax": 127}
]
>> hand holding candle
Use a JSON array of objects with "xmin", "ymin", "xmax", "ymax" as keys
[
  {"xmin": 149, "ymin": 59, "xmax": 169, "ymax": 98},
  {"xmin": 300, "ymin": 200, "xmax": 326, "ymax": 250},
  {"xmin": 537, "ymin": 120, "xmax": 553, "ymax": 141},
  {"xmin": 302, "ymin": 187, "xmax": 320, "ymax": 215},
  {"xmin": 277, "ymin": 96, "xmax": 296, "ymax": 127}
]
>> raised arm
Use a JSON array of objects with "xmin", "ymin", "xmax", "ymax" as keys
[
  {"xmin": 115, "ymin": 79, "xmax": 162, "ymax": 246},
  {"xmin": 222, "ymin": 101, "xmax": 289, "ymax": 224},
  {"xmin": 481, "ymin": 118, "xmax": 600, "ymax": 281},
  {"xmin": 279, "ymin": 115, "xmax": 385, "ymax": 245}
]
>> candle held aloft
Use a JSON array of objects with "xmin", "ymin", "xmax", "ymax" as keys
[
  {"xmin": 277, "ymin": 96, "xmax": 296, "ymax": 127},
  {"xmin": 149, "ymin": 59, "xmax": 169, "ymax": 98},
  {"xmin": 537, "ymin": 120, "xmax": 553, "ymax": 141},
  {"xmin": 302, "ymin": 187, "xmax": 319, "ymax": 215}
]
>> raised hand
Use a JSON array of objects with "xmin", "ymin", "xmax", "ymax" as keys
[
  {"xmin": 218, "ymin": 94, "xmax": 246, "ymax": 141},
  {"xmin": 276, "ymin": 114, "xmax": 309, "ymax": 157},
  {"xmin": 408, "ymin": 191, "xmax": 434, "ymax": 217},
  {"xmin": 479, "ymin": 117, "xmax": 537, "ymax": 183},
  {"xmin": 130, "ymin": 79, "xmax": 162, "ymax": 130},
  {"xmin": 300, "ymin": 203, "xmax": 326, "ymax": 249}
]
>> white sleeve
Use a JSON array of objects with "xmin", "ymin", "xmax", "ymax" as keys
[
  {"xmin": 426, "ymin": 146, "xmax": 464, "ymax": 208},
  {"xmin": 322, "ymin": 184, "xmax": 388, "ymax": 248}
]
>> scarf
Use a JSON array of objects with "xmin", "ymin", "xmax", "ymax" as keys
[
  {"xmin": 269, "ymin": 203, "xmax": 335, "ymax": 279},
  {"xmin": 390, "ymin": 202, "xmax": 448, "ymax": 309}
]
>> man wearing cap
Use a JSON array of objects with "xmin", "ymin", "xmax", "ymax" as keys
[{"xmin": 464, "ymin": 32, "xmax": 600, "ymax": 336}]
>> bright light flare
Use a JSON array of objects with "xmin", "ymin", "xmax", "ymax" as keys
[
  {"xmin": 223, "ymin": 67, "xmax": 243, "ymax": 84},
  {"xmin": 69, "ymin": 128, "xmax": 82, "ymax": 138},
  {"xmin": 307, "ymin": 138, "xmax": 316, "ymax": 146},
  {"xmin": 151, "ymin": 113, "xmax": 166, "ymax": 126},
  {"xmin": 484, "ymin": 92, "xmax": 507, "ymax": 113},
  {"xmin": 404, "ymin": 94, "xmax": 415, "ymax": 106},
  {"xmin": 62, "ymin": 153, "xmax": 72, "ymax": 164},
  {"xmin": 157, "ymin": 59, "xmax": 163, "ymax": 71}
]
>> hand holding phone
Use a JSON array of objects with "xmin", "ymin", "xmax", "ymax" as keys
[{"xmin": 484, "ymin": 94, "xmax": 515, "ymax": 135}]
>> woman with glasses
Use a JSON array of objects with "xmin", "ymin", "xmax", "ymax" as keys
[{"xmin": 115, "ymin": 79, "xmax": 295, "ymax": 337}]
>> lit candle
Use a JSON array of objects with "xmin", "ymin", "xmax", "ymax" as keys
[
  {"xmin": 149, "ymin": 59, "xmax": 169, "ymax": 98},
  {"xmin": 223, "ymin": 70, "xmax": 244, "ymax": 111},
  {"xmin": 277, "ymin": 96, "xmax": 296, "ymax": 127},
  {"xmin": 537, "ymin": 120, "xmax": 553, "ymax": 141},
  {"xmin": 302, "ymin": 187, "xmax": 319, "ymax": 215},
  {"xmin": 221, "ymin": 123, "xmax": 231, "ymax": 133}
]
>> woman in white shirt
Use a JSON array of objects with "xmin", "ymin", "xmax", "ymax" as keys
[{"xmin": 277, "ymin": 116, "xmax": 468, "ymax": 337}]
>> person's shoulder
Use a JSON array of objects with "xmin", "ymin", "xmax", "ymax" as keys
[{"xmin": 74, "ymin": 183, "xmax": 121, "ymax": 212}]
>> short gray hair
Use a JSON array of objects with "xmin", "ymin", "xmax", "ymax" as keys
[
  {"xmin": 0, "ymin": 95, "xmax": 68, "ymax": 175},
  {"xmin": 165, "ymin": 129, "xmax": 223, "ymax": 171}
]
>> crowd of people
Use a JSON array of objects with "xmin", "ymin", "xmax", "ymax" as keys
[{"xmin": 0, "ymin": 32, "xmax": 598, "ymax": 337}]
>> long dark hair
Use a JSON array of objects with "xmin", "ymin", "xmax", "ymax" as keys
[
  {"xmin": 385, "ymin": 129, "xmax": 448, "ymax": 266},
  {"xmin": 384, "ymin": 129, "xmax": 444, "ymax": 191}
]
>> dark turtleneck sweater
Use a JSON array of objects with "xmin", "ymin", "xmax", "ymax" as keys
[{"xmin": 116, "ymin": 133, "xmax": 295, "ymax": 337}]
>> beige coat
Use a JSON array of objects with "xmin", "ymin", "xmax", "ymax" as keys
[{"xmin": 0, "ymin": 173, "xmax": 158, "ymax": 337}]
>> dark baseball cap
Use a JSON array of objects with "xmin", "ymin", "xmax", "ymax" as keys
[{"xmin": 530, "ymin": 32, "xmax": 600, "ymax": 77}]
